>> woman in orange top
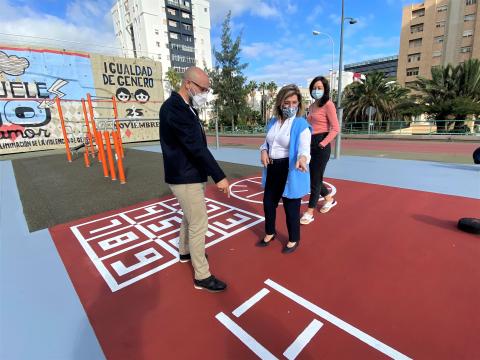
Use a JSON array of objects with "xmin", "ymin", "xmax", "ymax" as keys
[{"xmin": 300, "ymin": 76, "xmax": 339, "ymax": 225}]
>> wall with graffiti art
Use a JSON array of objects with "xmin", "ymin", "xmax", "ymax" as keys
[{"xmin": 0, "ymin": 45, "xmax": 163, "ymax": 155}]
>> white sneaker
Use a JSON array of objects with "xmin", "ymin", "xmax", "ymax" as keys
[
  {"xmin": 300, "ymin": 212, "xmax": 314, "ymax": 225},
  {"xmin": 320, "ymin": 200, "xmax": 337, "ymax": 213}
]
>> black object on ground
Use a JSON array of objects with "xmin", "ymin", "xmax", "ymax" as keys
[
  {"xmin": 457, "ymin": 218, "xmax": 480, "ymax": 235},
  {"xmin": 473, "ymin": 147, "xmax": 480, "ymax": 164}
]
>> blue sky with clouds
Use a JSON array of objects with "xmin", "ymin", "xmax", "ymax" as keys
[{"xmin": 1, "ymin": 0, "xmax": 411, "ymax": 86}]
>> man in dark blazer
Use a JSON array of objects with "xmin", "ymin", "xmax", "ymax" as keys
[{"xmin": 160, "ymin": 66, "xmax": 230, "ymax": 292}]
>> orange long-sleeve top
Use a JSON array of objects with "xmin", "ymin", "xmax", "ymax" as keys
[{"xmin": 307, "ymin": 100, "xmax": 340, "ymax": 147}]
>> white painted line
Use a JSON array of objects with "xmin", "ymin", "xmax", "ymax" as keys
[
  {"xmin": 229, "ymin": 177, "xmax": 337, "ymax": 205},
  {"xmin": 283, "ymin": 319, "xmax": 323, "ymax": 360},
  {"xmin": 215, "ymin": 312, "xmax": 278, "ymax": 360},
  {"xmin": 233, "ymin": 288, "xmax": 270, "ymax": 317},
  {"xmin": 265, "ymin": 279, "xmax": 412, "ymax": 360},
  {"xmin": 247, "ymin": 190, "xmax": 264, "ymax": 199}
]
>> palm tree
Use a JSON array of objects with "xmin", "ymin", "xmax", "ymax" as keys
[
  {"xmin": 245, "ymin": 80, "xmax": 257, "ymax": 108},
  {"xmin": 342, "ymin": 72, "xmax": 411, "ymax": 131},
  {"xmin": 266, "ymin": 81, "xmax": 278, "ymax": 118},
  {"xmin": 411, "ymin": 59, "xmax": 480, "ymax": 132},
  {"xmin": 258, "ymin": 81, "xmax": 268, "ymax": 123}
]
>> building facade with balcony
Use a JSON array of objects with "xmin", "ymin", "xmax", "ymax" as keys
[
  {"xmin": 111, "ymin": 0, "xmax": 212, "ymax": 91},
  {"xmin": 398, "ymin": 0, "xmax": 480, "ymax": 86}
]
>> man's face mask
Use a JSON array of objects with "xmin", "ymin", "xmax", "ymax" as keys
[{"xmin": 188, "ymin": 81, "xmax": 209, "ymax": 108}]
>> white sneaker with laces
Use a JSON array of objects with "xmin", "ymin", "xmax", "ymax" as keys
[{"xmin": 300, "ymin": 212, "xmax": 314, "ymax": 225}]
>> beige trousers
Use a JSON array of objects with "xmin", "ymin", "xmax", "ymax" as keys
[{"xmin": 169, "ymin": 182, "xmax": 210, "ymax": 280}]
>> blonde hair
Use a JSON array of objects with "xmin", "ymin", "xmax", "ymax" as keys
[{"xmin": 274, "ymin": 84, "xmax": 304, "ymax": 119}]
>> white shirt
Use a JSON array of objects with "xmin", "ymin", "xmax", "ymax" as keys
[{"xmin": 260, "ymin": 116, "xmax": 311, "ymax": 163}]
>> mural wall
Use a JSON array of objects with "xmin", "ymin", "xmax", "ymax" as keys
[{"xmin": 0, "ymin": 45, "xmax": 163, "ymax": 155}]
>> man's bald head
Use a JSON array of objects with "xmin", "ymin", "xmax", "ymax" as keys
[{"xmin": 182, "ymin": 66, "xmax": 210, "ymax": 90}]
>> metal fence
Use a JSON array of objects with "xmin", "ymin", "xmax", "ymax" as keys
[{"xmin": 205, "ymin": 120, "xmax": 480, "ymax": 136}]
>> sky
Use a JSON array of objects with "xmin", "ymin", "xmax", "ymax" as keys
[{"xmin": 0, "ymin": 0, "xmax": 413, "ymax": 87}]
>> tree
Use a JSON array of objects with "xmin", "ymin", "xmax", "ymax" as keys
[
  {"xmin": 245, "ymin": 80, "xmax": 257, "ymax": 108},
  {"xmin": 342, "ymin": 72, "xmax": 411, "ymax": 131},
  {"xmin": 165, "ymin": 68, "xmax": 181, "ymax": 92},
  {"xmin": 208, "ymin": 11, "xmax": 248, "ymax": 130},
  {"xmin": 266, "ymin": 81, "xmax": 278, "ymax": 118},
  {"xmin": 258, "ymin": 81, "xmax": 268, "ymax": 123},
  {"xmin": 411, "ymin": 60, "xmax": 480, "ymax": 132}
]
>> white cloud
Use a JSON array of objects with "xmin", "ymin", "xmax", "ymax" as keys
[
  {"xmin": 242, "ymin": 42, "xmax": 299, "ymax": 60},
  {"xmin": 210, "ymin": 0, "xmax": 283, "ymax": 23},
  {"xmin": 0, "ymin": 0, "xmax": 119, "ymax": 55},
  {"xmin": 246, "ymin": 54, "xmax": 334, "ymax": 87},
  {"xmin": 307, "ymin": 5, "xmax": 323, "ymax": 24}
]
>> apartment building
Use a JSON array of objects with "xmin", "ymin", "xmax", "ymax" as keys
[
  {"xmin": 397, "ymin": 0, "xmax": 480, "ymax": 86},
  {"xmin": 111, "ymin": 0, "xmax": 213, "ymax": 90}
]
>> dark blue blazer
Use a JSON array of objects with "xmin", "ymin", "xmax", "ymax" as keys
[{"xmin": 159, "ymin": 91, "xmax": 225, "ymax": 184}]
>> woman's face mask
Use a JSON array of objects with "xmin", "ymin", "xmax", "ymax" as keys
[
  {"xmin": 281, "ymin": 106, "xmax": 298, "ymax": 119},
  {"xmin": 312, "ymin": 89, "xmax": 324, "ymax": 100}
]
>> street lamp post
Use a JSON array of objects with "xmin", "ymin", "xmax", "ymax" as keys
[
  {"xmin": 312, "ymin": 31, "xmax": 334, "ymax": 87},
  {"xmin": 335, "ymin": 0, "xmax": 357, "ymax": 159}
]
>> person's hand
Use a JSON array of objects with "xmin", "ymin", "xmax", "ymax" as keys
[
  {"xmin": 216, "ymin": 178, "xmax": 230, "ymax": 197},
  {"xmin": 261, "ymin": 150, "xmax": 270, "ymax": 168},
  {"xmin": 295, "ymin": 155, "xmax": 308, "ymax": 172}
]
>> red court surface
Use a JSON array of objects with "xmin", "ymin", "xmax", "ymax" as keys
[{"xmin": 49, "ymin": 176, "xmax": 480, "ymax": 360}]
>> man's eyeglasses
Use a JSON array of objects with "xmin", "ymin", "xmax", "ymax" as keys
[{"xmin": 188, "ymin": 79, "xmax": 210, "ymax": 93}]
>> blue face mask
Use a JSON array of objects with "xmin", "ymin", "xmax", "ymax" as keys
[
  {"xmin": 312, "ymin": 89, "xmax": 324, "ymax": 100},
  {"xmin": 282, "ymin": 106, "xmax": 298, "ymax": 119}
]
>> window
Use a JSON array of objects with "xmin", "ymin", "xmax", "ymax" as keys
[
  {"xmin": 170, "ymin": 32, "xmax": 179, "ymax": 39},
  {"xmin": 156, "ymin": 41, "xmax": 160, "ymax": 47},
  {"xmin": 173, "ymin": 66, "xmax": 187, "ymax": 73},
  {"xmin": 406, "ymin": 67, "xmax": 419, "ymax": 76},
  {"xmin": 183, "ymin": 23, "xmax": 191, "ymax": 31},
  {"xmin": 465, "ymin": 14, "xmax": 475, "ymax": 21},
  {"xmin": 169, "ymin": 20, "xmax": 178, "ymax": 27},
  {"xmin": 410, "ymin": 23, "xmax": 424, "ymax": 33},
  {"xmin": 409, "ymin": 38, "xmax": 423, "ymax": 48},
  {"xmin": 184, "ymin": 35, "xmax": 192, "ymax": 42},
  {"xmin": 434, "ymin": 36, "xmax": 444, "ymax": 43},
  {"xmin": 155, "ymin": 29, "xmax": 159, "ymax": 35},
  {"xmin": 204, "ymin": 7, "xmax": 208, "ymax": 12},
  {"xmin": 412, "ymin": 8, "xmax": 425, "ymax": 18},
  {"xmin": 432, "ymin": 51, "xmax": 442, "ymax": 57},
  {"xmin": 158, "ymin": 55, "xmax": 161, "ymax": 60},
  {"xmin": 436, "ymin": 21, "xmax": 446, "ymax": 28},
  {"xmin": 408, "ymin": 53, "xmax": 421, "ymax": 62},
  {"xmin": 463, "ymin": 30, "xmax": 474, "ymax": 37},
  {"xmin": 437, "ymin": 5, "xmax": 448, "ymax": 12},
  {"xmin": 181, "ymin": 12, "xmax": 190, "ymax": 19},
  {"xmin": 167, "ymin": 8, "xmax": 176, "ymax": 16},
  {"xmin": 466, "ymin": 0, "xmax": 476, "ymax": 5},
  {"xmin": 460, "ymin": 46, "xmax": 472, "ymax": 53},
  {"xmin": 171, "ymin": 54, "xmax": 195, "ymax": 63}
]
